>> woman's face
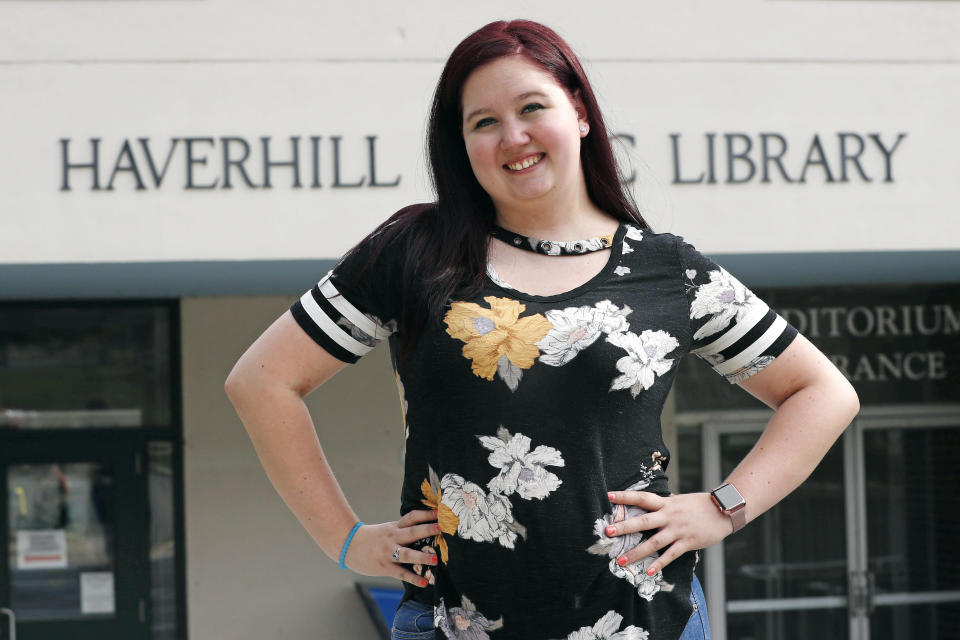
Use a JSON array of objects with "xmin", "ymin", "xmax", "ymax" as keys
[{"xmin": 460, "ymin": 55, "xmax": 587, "ymax": 215}]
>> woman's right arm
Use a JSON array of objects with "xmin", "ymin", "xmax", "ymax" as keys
[{"xmin": 224, "ymin": 310, "xmax": 437, "ymax": 586}]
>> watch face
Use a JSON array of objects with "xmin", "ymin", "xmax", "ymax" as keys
[{"xmin": 713, "ymin": 483, "xmax": 745, "ymax": 510}]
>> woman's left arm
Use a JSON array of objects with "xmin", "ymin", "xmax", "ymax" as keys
[{"xmin": 606, "ymin": 334, "xmax": 860, "ymax": 575}]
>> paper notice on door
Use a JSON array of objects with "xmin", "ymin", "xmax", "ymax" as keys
[
  {"xmin": 80, "ymin": 571, "xmax": 116, "ymax": 615},
  {"xmin": 16, "ymin": 529, "xmax": 68, "ymax": 569}
]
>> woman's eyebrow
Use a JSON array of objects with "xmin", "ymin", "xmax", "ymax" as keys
[{"xmin": 463, "ymin": 90, "xmax": 549, "ymax": 123}]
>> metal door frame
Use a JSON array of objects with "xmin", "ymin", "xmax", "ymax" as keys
[{"xmin": 694, "ymin": 403, "xmax": 960, "ymax": 640}]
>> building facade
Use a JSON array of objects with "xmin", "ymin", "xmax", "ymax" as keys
[{"xmin": 1, "ymin": 2, "xmax": 958, "ymax": 639}]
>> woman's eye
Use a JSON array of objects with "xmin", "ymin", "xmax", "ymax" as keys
[
  {"xmin": 521, "ymin": 103, "xmax": 544, "ymax": 114},
  {"xmin": 474, "ymin": 117, "xmax": 496, "ymax": 129}
]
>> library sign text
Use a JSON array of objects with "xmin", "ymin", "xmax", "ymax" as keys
[{"xmin": 58, "ymin": 131, "xmax": 908, "ymax": 191}]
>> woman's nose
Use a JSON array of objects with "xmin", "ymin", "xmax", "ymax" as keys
[{"xmin": 499, "ymin": 118, "xmax": 530, "ymax": 148}]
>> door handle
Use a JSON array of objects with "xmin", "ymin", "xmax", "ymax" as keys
[{"xmin": 0, "ymin": 607, "xmax": 15, "ymax": 640}]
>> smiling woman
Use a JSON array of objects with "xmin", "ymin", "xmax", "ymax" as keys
[
  {"xmin": 225, "ymin": 18, "xmax": 859, "ymax": 640},
  {"xmin": 460, "ymin": 58, "xmax": 589, "ymax": 213}
]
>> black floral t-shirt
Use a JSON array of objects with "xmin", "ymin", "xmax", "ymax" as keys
[{"xmin": 291, "ymin": 221, "xmax": 797, "ymax": 640}]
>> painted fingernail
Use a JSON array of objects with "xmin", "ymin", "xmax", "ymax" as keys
[
  {"xmin": 646, "ymin": 566, "xmax": 657, "ymax": 576},
  {"xmin": 435, "ymin": 524, "xmax": 442, "ymax": 532},
  {"xmin": 431, "ymin": 555, "xmax": 438, "ymax": 564},
  {"xmin": 607, "ymin": 492, "xmax": 615, "ymax": 501},
  {"xmin": 605, "ymin": 525, "xmax": 616, "ymax": 536},
  {"xmin": 433, "ymin": 509, "xmax": 438, "ymax": 516},
  {"xmin": 420, "ymin": 578, "xmax": 428, "ymax": 587},
  {"xmin": 616, "ymin": 556, "xmax": 628, "ymax": 566}
]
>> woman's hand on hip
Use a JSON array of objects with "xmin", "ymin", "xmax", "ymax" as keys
[
  {"xmin": 604, "ymin": 490, "xmax": 733, "ymax": 575},
  {"xmin": 342, "ymin": 509, "xmax": 440, "ymax": 587}
]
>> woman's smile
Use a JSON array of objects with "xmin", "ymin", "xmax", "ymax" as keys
[{"xmin": 504, "ymin": 152, "xmax": 545, "ymax": 173}]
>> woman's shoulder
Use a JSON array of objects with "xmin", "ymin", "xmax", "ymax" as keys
[
  {"xmin": 345, "ymin": 202, "xmax": 438, "ymax": 261},
  {"xmin": 618, "ymin": 223, "xmax": 683, "ymax": 260}
]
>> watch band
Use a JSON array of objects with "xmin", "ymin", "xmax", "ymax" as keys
[{"xmin": 728, "ymin": 505, "xmax": 746, "ymax": 532}]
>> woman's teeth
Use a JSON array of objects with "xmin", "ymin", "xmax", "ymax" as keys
[{"xmin": 506, "ymin": 154, "xmax": 543, "ymax": 171}]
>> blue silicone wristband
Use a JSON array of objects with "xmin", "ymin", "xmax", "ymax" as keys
[{"xmin": 339, "ymin": 521, "xmax": 364, "ymax": 570}]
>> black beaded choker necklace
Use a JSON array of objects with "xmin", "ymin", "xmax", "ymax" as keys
[{"xmin": 490, "ymin": 224, "xmax": 616, "ymax": 256}]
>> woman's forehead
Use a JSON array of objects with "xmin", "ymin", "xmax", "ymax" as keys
[{"xmin": 461, "ymin": 57, "xmax": 564, "ymax": 111}]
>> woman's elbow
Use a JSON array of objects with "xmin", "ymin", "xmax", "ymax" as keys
[
  {"xmin": 831, "ymin": 372, "xmax": 860, "ymax": 428},
  {"xmin": 843, "ymin": 381, "xmax": 861, "ymax": 423},
  {"xmin": 224, "ymin": 360, "xmax": 251, "ymax": 406}
]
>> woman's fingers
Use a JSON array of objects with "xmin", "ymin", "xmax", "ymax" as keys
[
  {"xmin": 644, "ymin": 541, "xmax": 687, "ymax": 575},
  {"xmin": 604, "ymin": 510, "xmax": 668, "ymax": 537},
  {"xmin": 616, "ymin": 530, "xmax": 674, "ymax": 568},
  {"xmin": 397, "ymin": 508, "xmax": 437, "ymax": 528},
  {"xmin": 390, "ymin": 544, "xmax": 439, "ymax": 568},
  {"xmin": 400, "ymin": 522, "xmax": 442, "ymax": 545},
  {"xmin": 396, "ymin": 566, "xmax": 432, "ymax": 588},
  {"xmin": 608, "ymin": 490, "xmax": 665, "ymax": 510}
]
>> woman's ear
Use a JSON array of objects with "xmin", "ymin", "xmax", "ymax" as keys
[
  {"xmin": 571, "ymin": 89, "xmax": 589, "ymax": 136},
  {"xmin": 571, "ymin": 88, "xmax": 587, "ymax": 120}
]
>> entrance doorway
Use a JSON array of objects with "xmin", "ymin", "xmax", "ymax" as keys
[
  {"xmin": 1, "ymin": 436, "xmax": 150, "ymax": 640},
  {"xmin": 696, "ymin": 406, "xmax": 960, "ymax": 640}
]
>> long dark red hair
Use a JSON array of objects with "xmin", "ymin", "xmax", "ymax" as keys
[{"xmin": 342, "ymin": 20, "xmax": 648, "ymax": 358}]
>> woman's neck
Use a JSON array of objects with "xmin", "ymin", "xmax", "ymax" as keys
[{"xmin": 493, "ymin": 188, "xmax": 617, "ymax": 241}]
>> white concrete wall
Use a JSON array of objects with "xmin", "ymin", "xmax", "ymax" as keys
[
  {"xmin": 182, "ymin": 296, "xmax": 404, "ymax": 640},
  {"xmin": 2, "ymin": 1, "xmax": 958, "ymax": 264}
]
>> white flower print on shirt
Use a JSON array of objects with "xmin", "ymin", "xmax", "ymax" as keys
[
  {"xmin": 436, "ymin": 595, "xmax": 504, "ymax": 640},
  {"xmin": 441, "ymin": 473, "xmax": 526, "ymax": 549},
  {"xmin": 613, "ymin": 266, "xmax": 631, "ymax": 277},
  {"xmin": 624, "ymin": 225, "xmax": 644, "ymax": 243},
  {"xmin": 610, "ymin": 552, "xmax": 675, "ymax": 602},
  {"xmin": 555, "ymin": 610, "xmax": 649, "ymax": 640},
  {"xmin": 593, "ymin": 300, "xmax": 632, "ymax": 335},
  {"xmin": 606, "ymin": 330, "xmax": 679, "ymax": 398},
  {"xmin": 538, "ymin": 301, "xmax": 632, "ymax": 367},
  {"xmin": 690, "ymin": 267, "xmax": 762, "ymax": 340},
  {"xmin": 478, "ymin": 426, "xmax": 564, "ymax": 500},
  {"xmin": 622, "ymin": 241, "xmax": 633, "ymax": 255},
  {"xmin": 486, "ymin": 262, "xmax": 515, "ymax": 291}
]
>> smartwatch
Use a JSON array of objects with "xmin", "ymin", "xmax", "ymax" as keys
[{"xmin": 710, "ymin": 482, "xmax": 747, "ymax": 533}]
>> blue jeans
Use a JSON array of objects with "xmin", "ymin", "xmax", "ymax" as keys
[
  {"xmin": 390, "ymin": 599, "xmax": 434, "ymax": 639},
  {"xmin": 390, "ymin": 575, "xmax": 711, "ymax": 639},
  {"xmin": 679, "ymin": 574, "xmax": 711, "ymax": 640}
]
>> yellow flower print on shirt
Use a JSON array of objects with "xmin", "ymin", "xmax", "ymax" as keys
[
  {"xmin": 444, "ymin": 296, "xmax": 552, "ymax": 391},
  {"xmin": 420, "ymin": 466, "xmax": 460, "ymax": 563}
]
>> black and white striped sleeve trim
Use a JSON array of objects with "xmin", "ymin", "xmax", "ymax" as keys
[
  {"xmin": 692, "ymin": 299, "xmax": 797, "ymax": 384},
  {"xmin": 290, "ymin": 272, "xmax": 396, "ymax": 364}
]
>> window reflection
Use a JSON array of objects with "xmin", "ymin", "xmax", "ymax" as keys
[
  {"xmin": 7, "ymin": 463, "xmax": 115, "ymax": 620},
  {"xmin": 0, "ymin": 305, "xmax": 171, "ymax": 428}
]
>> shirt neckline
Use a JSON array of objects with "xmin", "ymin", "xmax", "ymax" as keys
[{"xmin": 484, "ymin": 222, "xmax": 628, "ymax": 303}]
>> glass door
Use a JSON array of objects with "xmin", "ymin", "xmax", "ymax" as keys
[
  {"xmin": 702, "ymin": 418, "xmax": 850, "ymax": 640},
  {"xmin": 855, "ymin": 414, "xmax": 960, "ymax": 640},
  {"xmin": 1, "ymin": 437, "xmax": 149, "ymax": 640},
  {"xmin": 701, "ymin": 408, "xmax": 960, "ymax": 640}
]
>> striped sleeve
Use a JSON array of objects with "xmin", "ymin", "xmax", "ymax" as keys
[
  {"xmin": 290, "ymin": 233, "xmax": 400, "ymax": 364},
  {"xmin": 677, "ymin": 237, "xmax": 797, "ymax": 384}
]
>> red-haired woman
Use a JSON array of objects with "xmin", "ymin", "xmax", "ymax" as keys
[{"xmin": 226, "ymin": 20, "xmax": 859, "ymax": 640}]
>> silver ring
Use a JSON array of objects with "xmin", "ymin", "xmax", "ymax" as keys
[{"xmin": 391, "ymin": 547, "xmax": 401, "ymax": 562}]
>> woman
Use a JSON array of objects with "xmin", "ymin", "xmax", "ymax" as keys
[{"xmin": 225, "ymin": 20, "xmax": 859, "ymax": 640}]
